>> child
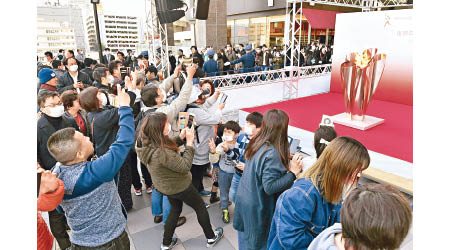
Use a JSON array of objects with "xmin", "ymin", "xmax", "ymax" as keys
[
  {"xmin": 208, "ymin": 120, "xmax": 241, "ymax": 223},
  {"xmin": 308, "ymin": 183, "xmax": 412, "ymax": 250},
  {"xmin": 229, "ymin": 112, "xmax": 263, "ymax": 202}
]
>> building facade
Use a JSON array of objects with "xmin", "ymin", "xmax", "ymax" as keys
[
  {"xmin": 37, "ymin": 18, "xmax": 77, "ymax": 60},
  {"xmin": 37, "ymin": 5, "xmax": 87, "ymax": 52}
]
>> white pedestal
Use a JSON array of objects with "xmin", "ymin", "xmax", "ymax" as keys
[{"xmin": 332, "ymin": 113, "xmax": 384, "ymax": 131}]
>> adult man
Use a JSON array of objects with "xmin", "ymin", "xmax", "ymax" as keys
[
  {"xmin": 117, "ymin": 51, "xmax": 125, "ymax": 63},
  {"xmin": 37, "ymin": 90, "xmax": 78, "ymax": 250},
  {"xmin": 224, "ymin": 44, "xmax": 237, "ymax": 64},
  {"xmin": 57, "ymin": 57, "xmax": 92, "ymax": 93},
  {"xmin": 52, "ymin": 60, "xmax": 65, "ymax": 78},
  {"xmin": 44, "ymin": 51, "xmax": 54, "ymax": 65},
  {"xmin": 225, "ymin": 44, "xmax": 256, "ymax": 74},
  {"xmin": 125, "ymin": 49, "xmax": 136, "ymax": 69},
  {"xmin": 103, "ymin": 48, "xmax": 115, "ymax": 65},
  {"xmin": 47, "ymin": 86, "xmax": 134, "ymax": 249},
  {"xmin": 66, "ymin": 50, "xmax": 75, "ymax": 59},
  {"xmin": 202, "ymin": 50, "xmax": 219, "ymax": 77},
  {"xmin": 57, "ymin": 49, "xmax": 65, "ymax": 60},
  {"xmin": 75, "ymin": 49, "xmax": 85, "ymax": 62},
  {"xmin": 168, "ymin": 50, "xmax": 177, "ymax": 75},
  {"xmin": 38, "ymin": 68, "xmax": 59, "ymax": 93},
  {"xmin": 80, "ymin": 58, "xmax": 95, "ymax": 81},
  {"xmin": 145, "ymin": 65, "xmax": 160, "ymax": 86},
  {"xmin": 177, "ymin": 49, "xmax": 184, "ymax": 65},
  {"xmin": 261, "ymin": 46, "xmax": 273, "ymax": 71},
  {"xmin": 138, "ymin": 51, "xmax": 150, "ymax": 70},
  {"xmin": 191, "ymin": 46, "xmax": 204, "ymax": 68}
]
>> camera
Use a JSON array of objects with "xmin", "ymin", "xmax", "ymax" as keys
[{"xmin": 120, "ymin": 67, "xmax": 131, "ymax": 81}]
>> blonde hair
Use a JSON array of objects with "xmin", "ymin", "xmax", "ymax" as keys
[{"xmin": 300, "ymin": 136, "xmax": 370, "ymax": 204}]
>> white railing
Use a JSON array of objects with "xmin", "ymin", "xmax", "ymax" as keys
[{"xmin": 199, "ymin": 64, "xmax": 332, "ymax": 90}]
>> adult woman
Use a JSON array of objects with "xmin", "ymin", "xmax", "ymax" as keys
[
  {"xmin": 60, "ymin": 90, "xmax": 89, "ymax": 136},
  {"xmin": 267, "ymin": 136, "xmax": 370, "ymax": 250},
  {"xmin": 135, "ymin": 112, "xmax": 223, "ymax": 249},
  {"xmin": 301, "ymin": 124, "xmax": 337, "ymax": 172},
  {"xmin": 233, "ymin": 109, "xmax": 303, "ymax": 250},
  {"xmin": 79, "ymin": 85, "xmax": 136, "ymax": 210}
]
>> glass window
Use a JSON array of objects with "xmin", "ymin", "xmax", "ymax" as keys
[
  {"xmin": 234, "ymin": 19, "xmax": 249, "ymax": 45},
  {"xmin": 249, "ymin": 17, "xmax": 268, "ymax": 47}
]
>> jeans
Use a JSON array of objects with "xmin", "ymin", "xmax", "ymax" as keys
[
  {"xmin": 218, "ymin": 169, "xmax": 234, "ymax": 210},
  {"xmin": 229, "ymin": 173, "xmax": 241, "ymax": 203},
  {"xmin": 71, "ymin": 230, "xmax": 130, "ymax": 250},
  {"xmin": 48, "ymin": 209, "xmax": 71, "ymax": 249},
  {"xmin": 163, "ymin": 184, "xmax": 215, "ymax": 245},
  {"xmin": 238, "ymin": 230, "xmax": 247, "ymax": 250},
  {"xmin": 151, "ymin": 189, "xmax": 171, "ymax": 224}
]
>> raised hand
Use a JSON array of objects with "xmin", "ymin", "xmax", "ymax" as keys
[
  {"xmin": 38, "ymin": 168, "xmax": 59, "ymax": 195},
  {"xmin": 185, "ymin": 126, "xmax": 195, "ymax": 147},
  {"xmin": 116, "ymin": 84, "xmax": 130, "ymax": 107},
  {"xmin": 289, "ymin": 152, "xmax": 303, "ymax": 176},
  {"xmin": 208, "ymin": 138, "xmax": 216, "ymax": 153}
]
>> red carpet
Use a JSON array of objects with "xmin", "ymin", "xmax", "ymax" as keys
[{"xmin": 242, "ymin": 92, "xmax": 413, "ymax": 163}]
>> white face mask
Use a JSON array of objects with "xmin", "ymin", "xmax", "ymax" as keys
[
  {"xmin": 100, "ymin": 93, "xmax": 108, "ymax": 106},
  {"xmin": 223, "ymin": 135, "xmax": 234, "ymax": 142},
  {"xmin": 69, "ymin": 65, "xmax": 78, "ymax": 72},
  {"xmin": 164, "ymin": 123, "xmax": 171, "ymax": 136},
  {"xmin": 108, "ymin": 75, "xmax": 115, "ymax": 84},
  {"xmin": 48, "ymin": 105, "xmax": 64, "ymax": 118},
  {"xmin": 244, "ymin": 125, "xmax": 254, "ymax": 136}
]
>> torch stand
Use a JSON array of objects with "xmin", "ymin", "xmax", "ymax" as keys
[{"xmin": 332, "ymin": 113, "xmax": 384, "ymax": 131}]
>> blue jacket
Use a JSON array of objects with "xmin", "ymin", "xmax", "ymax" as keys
[
  {"xmin": 267, "ymin": 178, "xmax": 341, "ymax": 250},
  {"xmin": 54, "ymin": 107, "xmax": 135, "ymax": 247},
  {"xmin": 233, "ymin": 143, "xmax": 296, "ymax": 250},
  {"xmin": 202, "ymin": 59, "xmax": 219, "ymax": 77},
  {"xmin": 230, "ymin": 52, "xmax": 256, "ymax": 73}
]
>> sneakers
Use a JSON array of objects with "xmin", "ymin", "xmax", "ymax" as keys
[
  {"xmin": 210, "ymin": 195, "xmax": 220, "ymax": 204},
  {"xmin": 222, "ymin": 209, "xmax": 230, "ymax": 223},
  {"xmin": 146, "ymin": 186, "xmax": 153, "ymax": 193},
  {"xmin": 199, "ymin": 190, "xmax": 212, "ymax": 196},
  {"xmin": 134, "ymin": 189, "xmax": 142, "ymax": 196},
  {"xmin": 161, "ymin": 237, "xmax": 178, "ymax": 250},
  {"xmin": 204, "ymin": 202, "xmax": 211, "ymax": 208},
  {"xmin": 207, "ymin": 227, "xmax": 224, "ymax": 248}
]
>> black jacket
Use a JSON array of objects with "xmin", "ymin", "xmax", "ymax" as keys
[
  {"xmin": 37, "ymin": 114, "xmax": 79, "ymax": 170},
  {"xmin": 80, "ymin": 67, "xmax": 94, "ymax": 81},
  {"xmin": 87, "ymin": 91, "xmax": 136, "ymax": 157},
  {"xmin": 56, "ymin": 71, "xmax": 93, "ymax": 94},
  {"xmin": 103, "ymin": 54, "xmax": 115, "ymax": 65}
]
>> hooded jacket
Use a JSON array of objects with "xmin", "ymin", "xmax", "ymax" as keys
[{"xmin": 307, "ymin": 223, "xmax": 341, "ymax": 250}]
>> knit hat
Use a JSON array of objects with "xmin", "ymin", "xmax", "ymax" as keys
[
  {"xmin": 39, "ymin": 68, "xmax": 56, "ymax": 84},
  {"xmin": 245, "ymin": 44, "xmax": 252, "ymax": 50},
  {"xmin": 207, "ymin": 49, "xmax": 215, "ymax": 56}
]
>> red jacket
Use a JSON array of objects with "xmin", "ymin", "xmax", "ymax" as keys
[{"xmin": 37, "ymin": 179, "xmax": 64, "ymax": 250}]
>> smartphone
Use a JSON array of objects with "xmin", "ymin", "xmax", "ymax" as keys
[
  {"xmin": 219, "ymin": 93, "xmax": 228, "ymax": 104},
  {"xmin": 289, "ymin": 138, "xmax": 301, "ymax": 155},
  {"xmin": 120, "ymin": 67, "xmax": 130, "ymax": 80},
  {"xmin": 37, "ymin": 172, "xmax": 42, "ymax": 198},
  {"xmin": 109, "ymin": 84, "xmax": 118, "ymax": 96},
  {"xmin": 178, "ymin": 112, "xmax": 189, "ymax": 129},
  {"xmin": 187, "ymin": 114, "xmax": 195, "ymax": 128}
]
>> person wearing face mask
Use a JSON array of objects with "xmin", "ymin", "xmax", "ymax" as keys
[
  {"xmin": 103, "ymin": 47, "xmax": 115, "ymax": 65},
  {"xmin": 185, "ymin": 83, "xmax": 225, "ymax": 204},
  {"xmin": 208, "ymin": 121, "xmax": 242, "ymax": 224},
  {"xmin": 61, "ymin": 90, "xmax": 90, "ymax": 136},
  {"xmin": 92, "ymin": 67, "xmax": 111, "ymax": 91},
  {"xmin": 37, "ymin": 90, "xmax": 77, "ymax": 250},
  {"xmin": 136, "ymin": 65, "xmax": 195, "ymax": 224},
  {"xmin": 267, "ymin": 137, "xmax": 370, "ymax": 250},
  {"xmin": 228, "ymin": 112, "xmax": 263, "ymax": 204},
  {"xmin": 79, "ymin": 86, "xmax": 137, "ymax": 211},
  {"xmin": 57, "ymin": 57, "xmax": 92, "ymax": 94},
  {"xmin": 38, "ymin": 68, "xmax": 59, "ymax": 94}
]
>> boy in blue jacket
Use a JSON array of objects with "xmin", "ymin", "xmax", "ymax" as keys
[{"xmin": 47, "ymin": 85, "xmax": 134, "ymax": 249}]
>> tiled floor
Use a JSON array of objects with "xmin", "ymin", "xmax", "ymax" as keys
[{"xmin": 49, "ymin": 175, "xmax": 412, "ymax": 250}]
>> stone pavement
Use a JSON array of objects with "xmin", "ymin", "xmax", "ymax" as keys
[{"xmin": 126, "ymin": 175, "xmax": 238, "ymax": 250}]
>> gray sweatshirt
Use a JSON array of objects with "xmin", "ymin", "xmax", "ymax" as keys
[{"xmin": 307, "ymin": 223, "xmax": 342, "ymax": 250}]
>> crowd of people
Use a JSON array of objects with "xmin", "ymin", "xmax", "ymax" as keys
[{"xmin": 37, "ymin": 44, "xmax": 411, "ymax": 250}]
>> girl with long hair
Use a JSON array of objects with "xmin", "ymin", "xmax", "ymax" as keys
[
  {"xmin": 233, "ymin": 109, "xmax": 303, "ymax": 250},
  {"xmin": 135, "ymin": 112, "xmax": 223, "ymax": 250},
  {"xmin": 267, "ymin": 136, "xmax": 370, "ymax": 250}
]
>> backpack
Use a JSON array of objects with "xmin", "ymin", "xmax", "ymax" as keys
[{"xmin": 133, "ymin": 108, "xmax": 158, "ymax": 151}]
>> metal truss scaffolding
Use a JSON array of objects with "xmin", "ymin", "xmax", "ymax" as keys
[
  {"xmin": 282, "ymin": 0, "xmax": 412, "ymax": 99},
  {"xmin": 145, "ymin": 0, "xmax": 170, "ymax": 77}
]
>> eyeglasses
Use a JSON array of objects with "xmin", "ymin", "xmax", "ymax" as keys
[{"xmin": 44, "ymin": 102, "xmax": 62, "ymax": 108}]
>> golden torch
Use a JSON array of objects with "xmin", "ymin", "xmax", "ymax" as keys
[{"xmin": 340, "ymin": 48, "xmax": 387, "ymax": 121}]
